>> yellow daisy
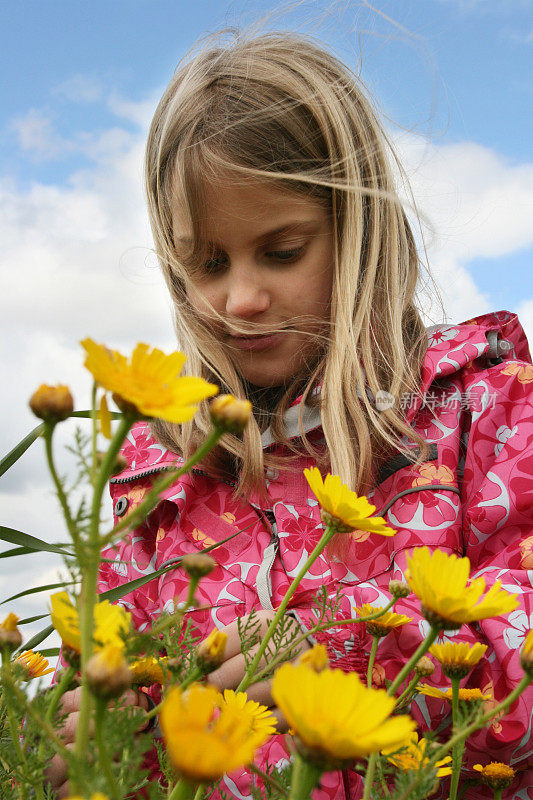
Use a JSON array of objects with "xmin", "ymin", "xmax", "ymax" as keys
[
  {"xmin": 473, "ymin": 762, "xmax": 515, "ymax": 789},
  {"xmin": 405, "ymin": 547, "xmax": 518, "ymax": 629},
  {"xmin": 271, "ymin": 663, "xmax": 415, "ymax": 762},
  {"xmin": 81, "ymin": 339, "xmax": 218, "ymax": 423},
  {"xmin": 14, "ymin": 650, "xmax": 54, "ymax": 680},
  {"xmin": 50, "ymin": 591, "xmax": 131, "ymax": 653},
  {"xmin": 429, "ymin": 641, "xmax": 487, "ymax": 679},
  {"xmin": 218, "ymin": 690, "xmax": 277, "ymax": 742},
  {"xmin": 417, "ymin": 684, "xmax": 491, "ymax": 703},
  {"xmin": 304, "ymin": 468, "xmax": 396, "ymax": 535},
  {"xmin": 355, "ymin": 604, "xmax": 412, "ymax": 638},
  {"xmin": 383, "ymin": 732, "xmax": 452, "ymax": 778},
  {"xmin": 160, "ymin": 683, "xmax": 263, "ymax": 782},
  {"xmin": 129, "ymin": 656, "xmax": 167, "ymax": 686}
]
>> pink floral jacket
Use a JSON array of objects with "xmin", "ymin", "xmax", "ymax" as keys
[{"xmin": 99, "ymin": 310, "xmax": 533, "ymax": 800}]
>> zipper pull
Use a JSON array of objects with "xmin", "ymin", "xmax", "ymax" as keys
[{"xmin": 255, "ymin": 511, "xmax": 279, "ymax": 611}]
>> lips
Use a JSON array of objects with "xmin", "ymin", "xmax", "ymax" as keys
[{"xmin": 227, "ymin": 333, "xmax": 285, "ymax": 352}]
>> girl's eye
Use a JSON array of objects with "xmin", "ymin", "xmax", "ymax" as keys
[
  {"xmin": 266, "ymin": 246, "xmax": 305, "ymax": 262},
  {"xmin": 203, "ymin": 255, "xmax": 228, "ymax": 273}
]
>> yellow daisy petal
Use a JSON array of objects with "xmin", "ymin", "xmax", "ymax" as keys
[
  {"xmin": 81, "ymin": 339, "xmax": 218, "ymax": 423},
  {"xmin": 405, "ymin": 547, "xmax": 518, "ymax": 629},
  {"xmin": 304, "ymin": 467, "xmax": 396, "ymax": 536},
  {"xmin": 271, "ymin": 663, "xmax": 415, "ymax": 761}
]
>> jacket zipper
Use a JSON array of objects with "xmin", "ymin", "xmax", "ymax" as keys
[{"xmin": 110, "ymin": 465, "xmax": 237, "ymax": 488}]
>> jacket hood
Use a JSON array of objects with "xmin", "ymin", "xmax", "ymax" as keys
[{"xmin": 112, "ymin": 309, "xmax": 531, "ymax": 482}]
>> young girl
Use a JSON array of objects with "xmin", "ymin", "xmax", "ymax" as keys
[{"xmin": 52, "ymin": 30, "xmax": 533, "ymax": 800}]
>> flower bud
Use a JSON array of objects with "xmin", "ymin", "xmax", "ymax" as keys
[
  {"xmin": 473, "ymin": 762, "xmax": 515, "ymax": 790},
  {"xmin": 29, "ymin": 384, "xmax": 73, "ymax": 423},
  {"xmin": 0, "ymin": 613, "xmax": 23, "ymax": 652},
  {"xmin": 196, "ymin": 629, "xmax": 228, "ymax": 673},
  {"xmin": 209, "ymin": 394, "xmax": 252, "ymax": 434},
  {"xmin": 389, "ymin": 580, "xmax": 410, "ymax": 599},
  {"xmin": 86, "ymin": 645, "xmax": 131, "ymax": 699},
  {"xmin": 297, "ymin": 644, "xmax": 329, "ymax": 673},
  {"xmin": 415, "ymin": 656, "xmax": 435, "ymax": 677},
  {"xmin": 181, "ymin": 553, "xmax": 216, "ymax": 579}
]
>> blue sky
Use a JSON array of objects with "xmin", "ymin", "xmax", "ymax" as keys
[{"xmin": 1, "ymin": 0, "xmax": 533, "ymax": 642}]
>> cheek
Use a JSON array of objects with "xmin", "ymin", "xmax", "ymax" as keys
[{"xmin": 186, "ymin": 283, "xmax": 220, "ymax": 317}]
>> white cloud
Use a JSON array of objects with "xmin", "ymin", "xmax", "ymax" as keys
[
  {"xmin": 516, "ymin": 299, "xmax": 533, "ymax": 351},
  {"xmin": 52, "ymin": 74, "xmax": 103, "ymax": 104},
  {"xmin": 10, "ymin": 109, "xmax": 73, "ymax": 160},
  {"xmin": 394, "ymin": 132, "xmax": 533, "ymax": 323}
]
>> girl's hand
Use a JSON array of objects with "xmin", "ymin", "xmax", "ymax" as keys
[
  {"xmin": 207, "ymin": 610, "xmax": 310, "ymax": 732},
  {"xmin": 44, "ymin": 686, "xmax": 151, "ymax": 799}
]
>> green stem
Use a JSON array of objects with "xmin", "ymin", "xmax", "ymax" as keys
[
  {"xmin": 394, "ymin": 673, "xmax": 533, "ymax": 800},
  {"xmin": 362, "ymin": 753, "xmax": 377, "ymax": 800},
  {"xmin": 167, "ymin": 777, "xmax": 197, "ymax": 800},
  {"xmin": 192, "ymin": 788, "xmax": 204, "ymax": 800},
  {"xmin": 101, "ymin": 427, "xmax": 224, "ymax": 546},
  {"xmin": 43, "ymin": 423, "xmax": 80, "ymax": 550},
  {"xmin": 1, "ymin": 655, "xmax": 69, "ymax": 760},
  {"xmin": 45, "ymin": 666, "xmax": 76, "ymax": 724},
  {"xmin": 237, "ymin": 525, "xmax": 335, "ymax": 692},
  {"xmin": 493, "ymin": 789, "xmax": 503, "ymax": 800},
  {"xmin": 433, "ymin": 673, "xmax": 532, "ymax": 765},
  {"xmin": 248, "ymin": 601, "xmax": 398, "ymax": 687},
  {"xmin": 387, "ymin": 625, "xmax": 440, "ymax": 697},
  {"xmin": 367, "ymin": 636, "xmax": 380, "ymax": 688},
  {"xmin": 394, "ymin": 673, "xmax": 420, "ymax": 710},
  {"xmin": 249, "ymin": 763, "xmax": 289, "ymax": 797},
  {"xmin": 288, "ymin": 753, "xmax": 321, "ymax": 800},
  {"xmin": 1, "ymin": 649, "xmax": 25, "ymax": 767},
  {"xmin": 35, "ymin": 665, "xmax": 76, "ymax": 788},
  {"xmin": 448, "ymin": 676, "xmax": 464, "ymax": 800},
  {"xmin": 74, "ymin": 413, "xmax": 134, "ymax": 766},
  {"xmin": 95, "ymin": 699, "xmax": 119, "ymax": 799},
  {"xmin": 90, "ymin": 382, "xmax": 98, "ymax": 486},
  {"xmin": 179, "ymin": 666, "xmax": 202, "ymax": 692}
]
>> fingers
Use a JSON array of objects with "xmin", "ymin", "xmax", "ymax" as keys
[
  {"xmin": 242, "ymin": 679, "xmax": 274, "ymax": 707},
  {"xmin": 271, "ymin": 707, "xmax": 289, "ymax": 734},
  {"xmin": 44, "ymin": 743, "xmax": 74, "ymax": 791},
  {"xmin": 210, "ymin": 610, "xmax": 276, "ymax": 661},
  {"xmin": 56, "ymin": 782, "xmax": 71, "ymax": 800}
]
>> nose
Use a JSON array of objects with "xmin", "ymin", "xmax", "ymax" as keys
[{"xmin": 224, "ymin": 265, "xmax": 271, "ymax": 319}]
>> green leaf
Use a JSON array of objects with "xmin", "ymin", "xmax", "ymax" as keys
[
  {"xmin": 18, "ymin": 613, "xmax": 50, "ymax": 625},
  {"xmin": 0, "ymin": 423, "xmax": 44, "ymax": 477},
  {"xmin": 36, "ymin": 647, "xmax": 60, "ymax": 657},
  {"xmin": 1, "ymin": 580, "xmax": 78, "ymax": 605},
  {"xmin": 20, "ymin": 624, "xmax": 54, "ymax": 652},
  {"xmin": 0, "ymin": 526, "xmax": 73, "ymax": 556},
  {"xmin": 0, "ymin": 410, "xmax": 122, "ymax": 478},
  {"xmin": 99, "ymin": 562, "xmax": 182, "ymax": 603},
  {"xmin": 0, "ymin": 546, "xmax": 33, "ymax": 558}
]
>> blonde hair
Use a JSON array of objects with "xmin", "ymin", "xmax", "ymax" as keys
[{"xmin": 144, "ymin": 29, "xmax": 430, "ymax": 500}]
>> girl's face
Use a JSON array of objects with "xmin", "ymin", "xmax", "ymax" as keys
[{"xmin": 172, "ymin": 179, "xmax": 334, "ymax": 388}]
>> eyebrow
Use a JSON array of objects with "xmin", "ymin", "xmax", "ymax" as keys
[{"xmin": 175, "ymin": 219, "xmax": 322, "ymax": 247}]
